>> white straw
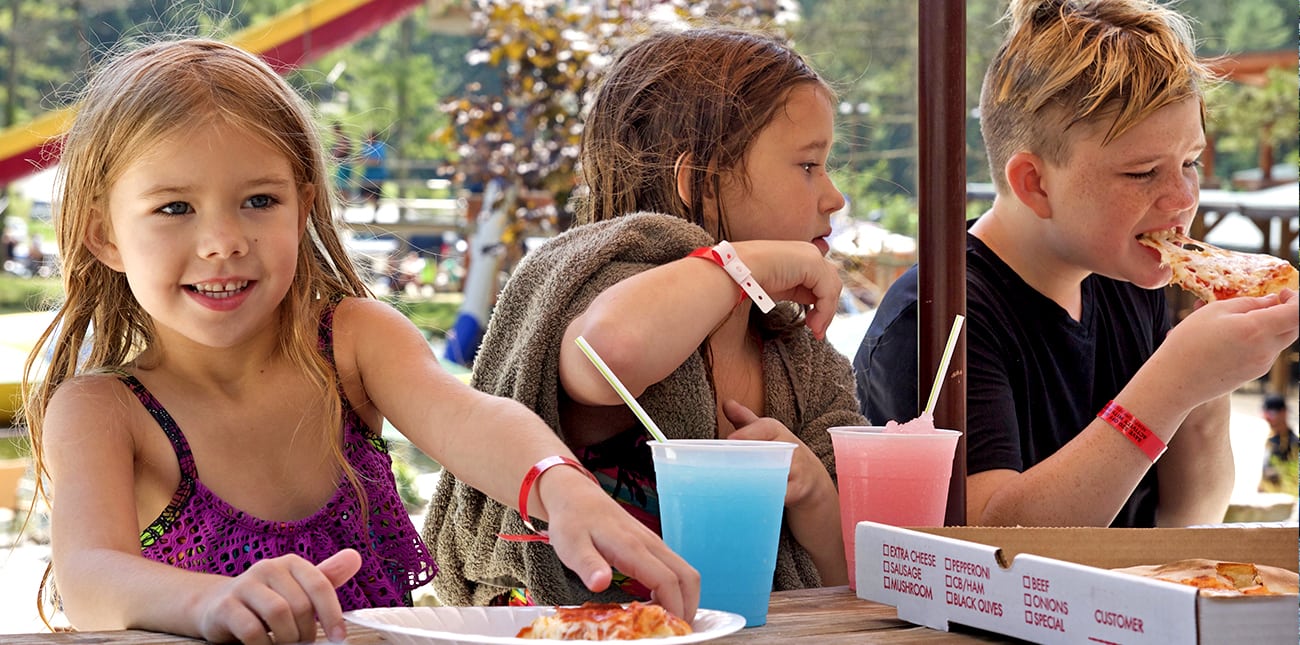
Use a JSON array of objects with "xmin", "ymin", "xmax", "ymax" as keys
[
  {"xmin": 923, "ymin": 314, "xmax": 965, "ymax": 416},
  {"xmin": 574, "ymin": 336, "xmax": 669, "ymax": 443}
]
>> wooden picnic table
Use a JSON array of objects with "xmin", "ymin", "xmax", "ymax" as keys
[{"xmin": 5, "ymin": 585, "xmax": 1013, "ymax": 644}]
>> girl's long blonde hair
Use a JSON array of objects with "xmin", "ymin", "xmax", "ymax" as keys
[{"xmin": 20, "ymin": 38, "xmax": 372, "ymax": 614}]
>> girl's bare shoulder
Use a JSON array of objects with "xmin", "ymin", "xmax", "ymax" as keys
[
  {"xmin": 48, "ymin": 370, "xmax": 131, "ymax": 400},
  {"xmin": 332, "ymin": 294, "xmax": 407, "ymax": 323},
  {"xmin": 326, "ymin": 295, "xmax": 428, "ymax": 376},
  {"xmin": 330, "ymin": 295, "xmax": 425, "ymax": 345},
  {"xmin": 44, "ymin": 372, "xmax": 138, "ymax": 434}
]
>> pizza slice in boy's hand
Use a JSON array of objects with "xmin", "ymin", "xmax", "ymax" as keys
[{"xmin": 1137, "ymin": 229, "xmax": 1299, "ymax": 302}]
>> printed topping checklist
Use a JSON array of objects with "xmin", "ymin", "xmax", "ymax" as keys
[{"xmin": 859, "ymin": 523, "xmax": 1210, "ymax": 644}]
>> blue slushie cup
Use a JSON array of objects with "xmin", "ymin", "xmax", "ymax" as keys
[{"xmin": 650, "ymin": 439, "xmax": 795, "ymax": 627}]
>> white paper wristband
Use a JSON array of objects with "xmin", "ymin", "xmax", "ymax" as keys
[{"xmin": 708, "ymin": 241, "xmax": 775, "ymax": 313}]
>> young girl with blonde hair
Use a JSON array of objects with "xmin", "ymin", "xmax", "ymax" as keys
[{"xmin": 23, "ymin": 38, "xmax": 697, "ymax": 644}]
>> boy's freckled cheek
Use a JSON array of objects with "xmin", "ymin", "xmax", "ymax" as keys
[{"xmin": 1072, "ymin": 179, "xmax": 1110, "ymax": 206}]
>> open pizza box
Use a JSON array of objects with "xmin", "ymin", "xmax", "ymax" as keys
[{"xmin": 855, "ymin": 521, "xmax": 1299, "ymax": 644}]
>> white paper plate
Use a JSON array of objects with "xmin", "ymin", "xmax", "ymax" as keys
[{"xmin": 343, "ymin": 605, "xmax": 746, "ymax": 645}]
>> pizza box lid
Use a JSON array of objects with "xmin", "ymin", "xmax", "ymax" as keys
[{"xmin": 855, "ymin": 522, "xmax": 1298, "ymax": 644}]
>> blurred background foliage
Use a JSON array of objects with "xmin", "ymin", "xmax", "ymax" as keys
[
  {"xmin": 431, "ymin": 0, "xmax": 788, "ymax": 223},
  {"xmin": 1, "ymin": 0, "xmax": 1295, "ymax": 240}
]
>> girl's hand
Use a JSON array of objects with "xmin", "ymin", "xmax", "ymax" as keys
[
  {"xmin": 722, "ymin": 400, "xmax": 835, "ymax": 508},
  {"xmin": 731, "ymin": 241, "xmax": 843, "ymax": 339},
  {"xmin": 535, "ymin": 469, "xmax": 700, "ymax": 622},
  {"xmin": 721, "ymin": 400, "xmax": 847, "ymax": 585},
  {"xmin": 193, "ymin": 549, "xmax": 361, "ymax": 645}
]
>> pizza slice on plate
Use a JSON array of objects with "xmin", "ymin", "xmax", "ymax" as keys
[
  {"xmin": 516, "ymin": 601, "xmax": 693, "ymax": 640},
  {"xmin": 1137, "ymin": 229, "xmax": 1299, "ymax": 302}
]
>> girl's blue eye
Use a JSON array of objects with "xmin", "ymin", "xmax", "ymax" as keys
[
  {"xmin": 245, "ymin": 194, "xmax": 276, "ymax": 209},
  {"xmin": 159, "ymin": 201, "xmax": 192, "ymax": 215},
  {"xmin": 801, "ymin": 163, "xmax": 818, "ymax": 173}
]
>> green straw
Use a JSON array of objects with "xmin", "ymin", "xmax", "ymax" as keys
[
  {"xmin": 923, "ymin": 314, "xmax": 965, "ymax": 416},
  {"xmin": 575, "ymin": 336, "xmax": 669, "ymax": 443}
]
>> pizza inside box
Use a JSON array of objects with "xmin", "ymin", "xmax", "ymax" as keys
[{"xmin": 855, "ymin": 522, "xmax": 1298, "ymax": 644}]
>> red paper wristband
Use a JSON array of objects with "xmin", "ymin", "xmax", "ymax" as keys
[
  {"xmin": 498, "ymin": 456, "xmax": 598, "ymax": 544},
  {"xmin": 1097, "ymin": 400, "xmax": 1167, "ymax": 462}
]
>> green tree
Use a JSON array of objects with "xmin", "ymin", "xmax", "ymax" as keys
[
  {"xmin": 793, "ymin": 0, "xmax": 915, "ymax": 225},
  {"xmin": 1178, "ymin": 0, "xmax": 1295, "ymax": 54},
  {"xmin": 0, "ymin": 0, "xmax": 452, "ymax": 193},
  {"xmin": 1207, "ymin": 66, "xmax": 1299, "ymax": 183},
  {"xmin": 0, "ymin": 0, "xmax": 305, "ymax": 137},
  {"xmin": 1, "ymin": 0, "xmax": 82, "ymax": 127}
]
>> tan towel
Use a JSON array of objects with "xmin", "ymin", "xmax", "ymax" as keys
[{"xmin": 422, "ymin": 212, "xmax": 866, "ymax": 606}]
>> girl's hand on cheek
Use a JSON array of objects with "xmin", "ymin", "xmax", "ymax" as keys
[{"xmin": 734, "ymin": 241, "xmax": 842, "ymax": 339}]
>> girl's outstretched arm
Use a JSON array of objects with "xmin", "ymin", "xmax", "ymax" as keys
[
  {"xmin": 43, "ymin": 376, "xmax": 359, "ymax": 643},
  {"xmin": 336, "ymin": 298, "xmax": 700, "ymax": 620}
]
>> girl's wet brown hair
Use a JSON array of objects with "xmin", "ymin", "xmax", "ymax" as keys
[
  {"xmin": 979, "ymin": 0, "xmax": 1217, "ymax": 192},
  {"xmin": 20, "ymin": 39, "xmax": 371, "ymax": 617},
  {"xmin": 577, "ymin": 27, "xmax": 834, "ymax": 348},
  {"xmin": 577, "ymin": 26, "xmax": 832, "ymax": 241}
]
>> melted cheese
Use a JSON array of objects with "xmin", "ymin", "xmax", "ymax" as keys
[
  {"xmin": 516, "ymin": 602, "xmax": 693, "ymax": 640},
  {"xmin": 1137, "ymin": 230, "xmax": 1299, "ymax": 301}
]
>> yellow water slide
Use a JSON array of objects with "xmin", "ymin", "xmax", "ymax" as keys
[{"xmin": 0, "ymin": 0, "xmax": 424, "ymax": 188}]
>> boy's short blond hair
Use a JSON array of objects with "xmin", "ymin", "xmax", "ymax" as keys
[{"xmin": 979, "ymin": 0, "xmax": 1217, "ymax": 191}]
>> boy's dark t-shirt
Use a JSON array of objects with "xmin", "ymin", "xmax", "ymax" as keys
[{"xmin": 854, "ymin": 231, "xmax": 1172, "ymax": 528}]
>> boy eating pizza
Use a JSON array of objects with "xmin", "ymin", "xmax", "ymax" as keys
[{"xmin": 855, "ymin": 0, "xmax": 1298, "ymax": 528}]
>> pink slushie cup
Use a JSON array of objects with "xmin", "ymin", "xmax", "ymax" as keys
[{"xmin": 828, "ymin": 426, "xmax": 960, "ymax": 589}]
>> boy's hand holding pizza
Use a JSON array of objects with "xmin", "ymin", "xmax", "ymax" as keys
[
  {"xmin": 1147, "ymin": 287, "xmax": 1297, "ymax": 410},
  {"xmin": 1135, "ymin": 229, "xmax": 1299, "ymax": 408}
]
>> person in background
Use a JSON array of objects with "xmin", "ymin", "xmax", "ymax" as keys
[
  {"xmin": 25, "ymin": 233, "xmax": 46, "ymax": 277},
  {"xmin": 854, "ymin": 0, "xmax": 1298, "ymax": 528},
  {"xmin": 329, "ymin": 121, "xmax": 354, "ymax": 203},
  {"xmin": 391, "ymin": 249, "xmax": 425, "ymax": 295},
  {"xmin": 22, "ymin": 37, "xmax": 697, "ymax": 644},
  {"xmin": 424, "ymin": 26, "xmax": 860, "ymax": 609},
  {"xmin": 359, "ymin": 129, "xmax": 390, "ymax": 212},
  {"xmin": 2, "ymin": 225, "xmax": 17, "ymax": 270},
  {"xmin": 1258, "ymin": 393, "xmax": 1298, "ymax": 496}
]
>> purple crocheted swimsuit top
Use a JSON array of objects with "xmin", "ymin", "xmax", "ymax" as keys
[{"xmin": 122, "ymin": 302, "xmax": 437, "ymax": 610}]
